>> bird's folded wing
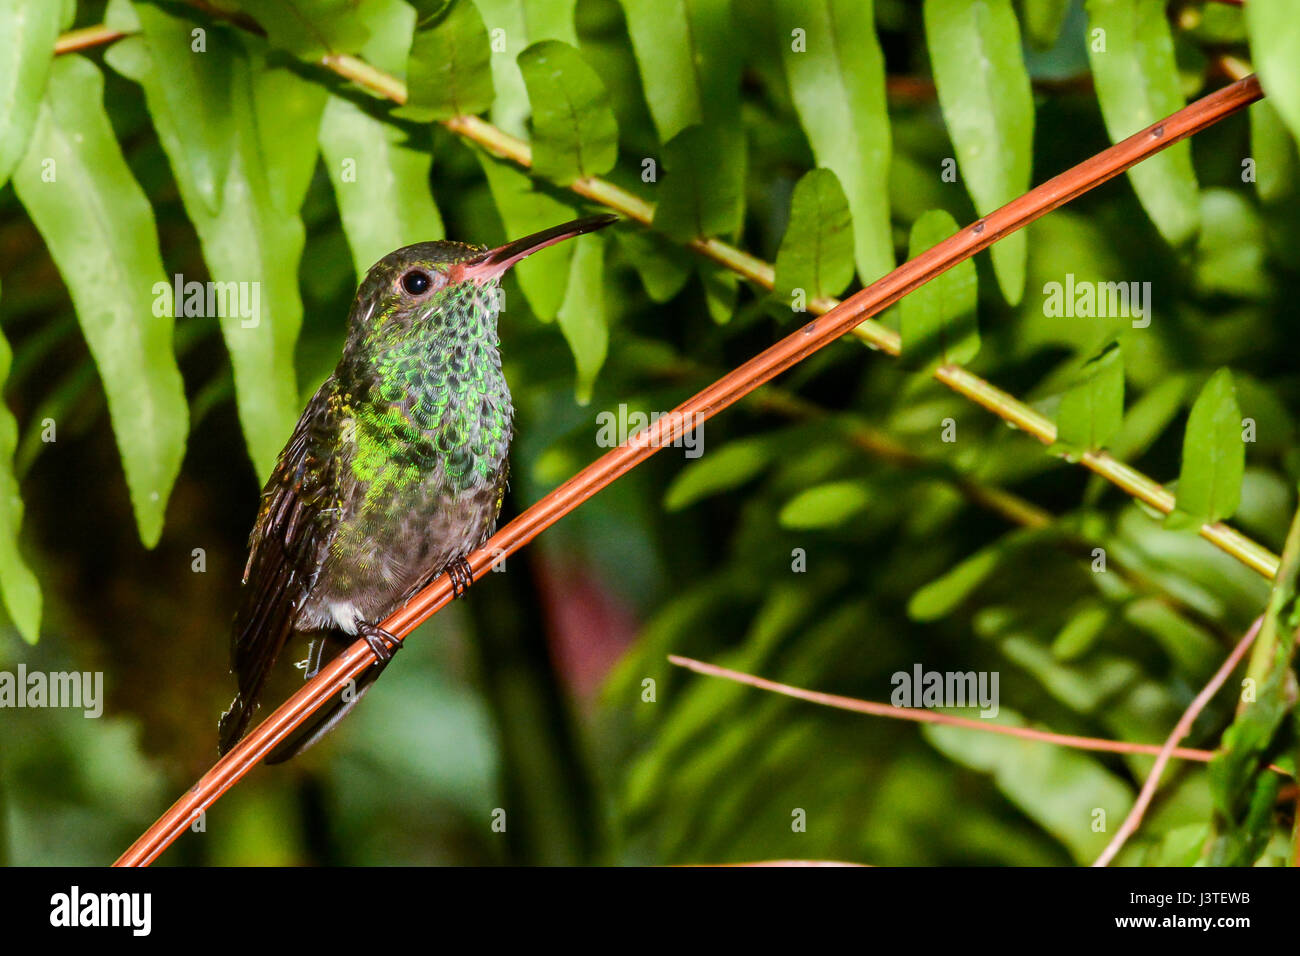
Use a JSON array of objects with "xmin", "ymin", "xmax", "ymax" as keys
[{"xmin": 218, "ymin": 386, "xmax": 341, "ymax": 755}]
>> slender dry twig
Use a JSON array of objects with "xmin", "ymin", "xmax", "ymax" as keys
[
  {"xmin": 55, "ymin": 22, "xmax": 1281, "ymax": 580},
  {"xmin": 666, "ymin": 653, "xmax": 1290, "ymax": 775},
  {"xmin": 1092, "ymin": 617, "xmax": 1262, "ymax": 867},
  {"xmin": 112, "ymin": 73, "xmax": 1271, "ymax": 866}
]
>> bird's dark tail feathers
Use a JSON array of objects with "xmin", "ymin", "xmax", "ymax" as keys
[
  {"xmin": 217, "ymin": 630, "xmax": 391, "ymax": 763},
  {"xmin": 217, "ymin": 696, "xmax": 251, "ymax": 757}
]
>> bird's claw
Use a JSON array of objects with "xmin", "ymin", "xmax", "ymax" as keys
[
  {"xmin": 447, "ymin": 557, "xmax": 474, "ymax": 599},
  {"xmin": 358, "ymin": 621, "xmax": 401, "ymax": 664}
]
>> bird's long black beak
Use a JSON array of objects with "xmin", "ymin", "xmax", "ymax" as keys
[{"xmin": 459, "ymin": 214, "xmax": 618, "ymax": 282}]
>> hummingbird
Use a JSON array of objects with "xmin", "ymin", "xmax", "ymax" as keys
[{"xmin": 218, "ymin": 213, "xmax": 618, "ymax": 762}]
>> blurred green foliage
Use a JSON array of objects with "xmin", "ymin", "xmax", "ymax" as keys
[{"xmin": 1, "ymin": 0, "xmax": 1299, "ymax": 866}]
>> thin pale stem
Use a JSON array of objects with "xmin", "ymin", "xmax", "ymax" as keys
[
  {"xmin": 1092, "ymin": 617, "xmax": 1261, "ymax": 867},
  {"xmin": 666, "ymin": 653, "xmax": 1288, "ymax": 776}
]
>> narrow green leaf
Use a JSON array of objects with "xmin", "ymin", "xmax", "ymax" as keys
[
  {"xmin": 1122, "ymin": 598, "xmax": 1222, "ymax": 679},
  {"xmin": 103, "ymin": 0, "xmax": 136, "ymax": 30},
  {"xmin": 0, "ymin": 0, "xmax": 62, "ymax": 189},
  {"xmin": 909, "ymin": 547, "xmax": 1001, "ymax": 621},
  {"xmin": 924, "ymin": 0, "xmax": 1033, "ymax": 305},
  {"xmin": 775, "ymin": 0, "xmax": 893, "ymax": 284},
  {"xmin": 477, "ymin": 151, "xmax": 576, "ymax": 320},
  {"xmin": 698, "ymin": 262, "xmax": 738, "ymax": 324},
  {"xmin": 1246, "ymin": 0, "xmax": 1300, "ymax": 154},
  {"xmin": 1055, "ymin": 341, "xmax": 1124, "ymax": 452},
  {"xmin": 1250, "ymin": 100, "xmax": 1298, "ymax": 206},
  {"xmin": 219, "ymin": 0, "xmax": 373, "ymax": 60},
  {"xmin": 624, "ymin": 583, "xmax": 819, "ymax": 811},
  {"xmin": 228, "ymin": 57, "xmax": 326, "ymax": 475},
  {"xmin": 1050, "ymin": 603, "xmax": 1110, "ymax": 661},
  {"xmin": 473, "ymin": 0, "xmax": 577, "ymax": 137},
  {"xmin": 663, "ymin": 435, "xmax": 781, "ymax": 511},
  {"xmin": 652, "ymin": 124, "xmax": 745, "ymax": 242},
  {"xmin": 248, "ymin": 59, "xmax": 328, "ymax": 215},
  {"xmin": 924, "ymin": 709, "xmax": 1134, "ymax": 864},
  {"xmin": 899, "ymin": 209, "xmax": 978, "ymax": 370},
  {"xmin": 554, "ymin": 233, "xmax": 607, "ymax": 403},
  {"xmin": 617, "ymin": 0, "xmax": 737, "ymax": 143},
  {"xmin": 618, "ymin": 0, "xmax": 744, "ymax": 245},
  {"xmin": 0, "ymin": 308, "xmax": 41, "ymax": 643},
  {"xmin": 1204, "ymin": 768, "xmax": 1284, "ymax": 866},
  {"xmin": 1168, "ymin": 368, "xmax": 1244, "ymax": 530},
  {"xmin": 614, "ymin": 229, "xmax": 692, "ymax": 303},
  {"xmin": 109, "ymin": 31, "xmax": 323, "ymax": 476},
  {"xmin": 773, "ymin": 168, "xmax": 855, "ymax": 306},
  {"xmin": 354, "ymin": 0, "xmax": 418, "ymax": 75},
  {"xmin": 1247, "ymin": 100, "xmax": 1300, "ymax": 266},
  {"xmin": 778, "ymin": 480, "xmax": 871, "ymax": 529},
  {"xmin": 12, "ymin": 56, "xmax": 188, "ymax": 547},
  {"xmin": 399, "ymin": 0, "xmax": 494, "ymax": 122},
  {"xmin": 1020, "ymin": 0, "xmax": 1070, "ymax": 48},
  {"xmin": 1152, "ymin": 824, "xmax": 1211, "ymax": 866},
  {"xmin": 1085, "ymin": 0, "xmax": 1199, "ymax": 245},
  {"xmin": 129, "ymin": 3, "xmax": 236, "ymax": 214},
  {"xmin": 319, "ymin": 95, "xmax": 445, "ymax": 278},
  {"xmin": 909, "ymin": 530, "xmax": 1043, "ymax": 621},
  {"xmin": 518, "ymin": 40, "xmax": 618, "ymax": 185},
  {"xmin": 1193, "ymin": 189, "xmax": 1267, "ymax": 300}
]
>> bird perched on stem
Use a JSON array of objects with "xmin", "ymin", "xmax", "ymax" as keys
[{"xmin": 218, "ymin": 213, "xmax": 618, "ymax": 761}]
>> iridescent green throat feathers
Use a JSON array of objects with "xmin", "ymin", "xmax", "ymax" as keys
[{"xmin": 218, "ymin": 214, "xmax": 618, "ymax": 761}]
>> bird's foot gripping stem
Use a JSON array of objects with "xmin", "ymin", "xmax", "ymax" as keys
[
  {"xmin": 447, "ymin": 556, "xmax": 474, "ymax": 599},
  {"xmin": 358, "ymin": 621, "xmax": 402, "ymax": 664}
]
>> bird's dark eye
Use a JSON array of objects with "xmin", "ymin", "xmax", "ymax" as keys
[{"xmin": 401, "ymin": 270, "xmax": 432, "ymax": 295}]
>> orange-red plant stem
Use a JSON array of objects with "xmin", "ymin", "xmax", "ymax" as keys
[{"xmin": 114, "ymin": 74, "xmax": 1264, "ymax": 867}]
